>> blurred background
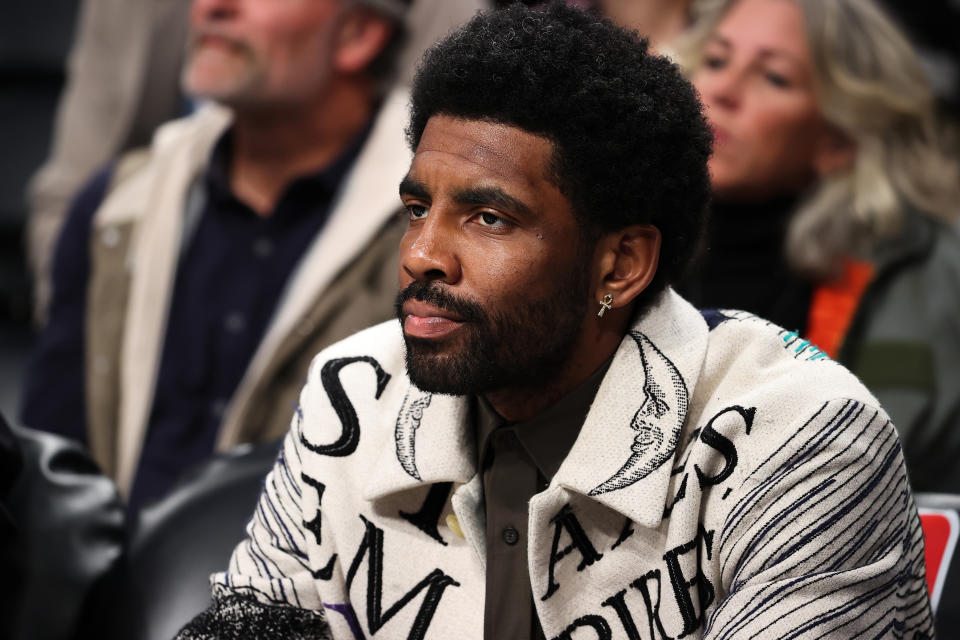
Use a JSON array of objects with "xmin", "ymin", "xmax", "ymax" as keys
[
  {"xmin": 0, "ymin": 0, "xmax": 78, "ymax": 418},
  {"xmin": 2, "ymin": 0, "xmax": 960, "ymax": 636}
]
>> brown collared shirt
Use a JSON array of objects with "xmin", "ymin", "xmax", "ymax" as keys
[{"xmin": 476, "ymin": 363, "xmax": 609, "ymax": 640}]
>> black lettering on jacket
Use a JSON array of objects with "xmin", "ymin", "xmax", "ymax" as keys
[
  {"xmin": 694, "ymin": 406, "xmax": 754, "ymax": 489},
  {"xmin": 631, "ymin": 570, "xmax": 675, "ymax": 640},
  {"xmin": 663, "ymin": 473, "xmax": 689, "ymax": 519},
  {"xmin": 671, "ymin": 428, "xmax": 701, "ymax": 476},
  {"xmin": 601, "ymin": 590, "xmax": 643, "ymax": 640},
  {"xmin": 399, "ymin": 482, "xmax": 453, "ymax": 546},
  {"xmin": 551, "ymin": 615, "xmax": 613, "ymax": 640},
  {"xmin": 610, "ymin": 517, "xmax": 635, "ymax": 552},
  {"xmin": 346, "ymin": 515, "xmax": 460, "ymax": 640},
  {"xmin": 301, "ymin": 356, "xmax": 391, "ymax": 457},
  {"xmin": 541, "ymin": 504, "xmax": 604, "ymax": 601},
  {"xmin": 301, "ymin": 473, "xmax": 337, "ymax": 580},
  {"xmin": 663, "ymin": 525, "xmax": 715, "ymax": 638}
]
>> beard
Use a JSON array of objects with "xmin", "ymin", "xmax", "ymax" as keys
[{"xmin": 395, "ymin": 266, "xmax": 591, "ymax": 396}]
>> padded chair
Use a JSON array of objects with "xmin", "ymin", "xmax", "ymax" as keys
[
  {"xmin": 916, "ymin": 492, "xmax": 960, "ymax": 636},
  {"xmin": 121, "ymin": 438, "xmax": 281, "ymax": 640},
  {"xmin": 0, "ymin": 414, "xmax": 126, "ymax": 640}
]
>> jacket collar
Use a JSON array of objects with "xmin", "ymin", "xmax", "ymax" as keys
[{"xmin": 364, "ymin": 289, "xmax": 709, "ymax": 529}]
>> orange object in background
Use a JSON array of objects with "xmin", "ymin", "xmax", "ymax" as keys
[{"xmin": 806, "ymin": 259, "xmax": 875, "ymax": 358}]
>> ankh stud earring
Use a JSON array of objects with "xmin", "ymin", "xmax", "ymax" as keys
[{"xmin": 597, "ymin": 294, "xmax": 614, "ymax": 318}]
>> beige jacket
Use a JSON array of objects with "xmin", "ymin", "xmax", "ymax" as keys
[
  {"xmin": 85, "ymin": 89, "xmax": 411, "ymax": 496},
  {"xmin": 198, "ymin": 291, "xmax": 933, "ymax": 638}
]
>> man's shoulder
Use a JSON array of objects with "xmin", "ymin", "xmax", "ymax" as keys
[
  {"xmin": 700, "ymin": 308, "xmax": 878, "ymax": 404},
  {"xmin": 695, "ymin": 308, "xmax": 891, "ymax": 473}
]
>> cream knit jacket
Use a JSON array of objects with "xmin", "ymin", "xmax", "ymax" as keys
[{"xmin": 190, "ymin": 290, "xmax": 933, "ymax": 639}]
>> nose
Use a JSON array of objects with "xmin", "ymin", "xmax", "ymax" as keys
[
  {"xmin": 400, "ymin": 214, "xmax": 462, "ymax": 286},
  {"xmin": 191, "ymin": 0, "xmax": 238, "ymax": 22},
  {"xmin": 698, "ymin": 65, "xmax": 744, "ymax": 113}
]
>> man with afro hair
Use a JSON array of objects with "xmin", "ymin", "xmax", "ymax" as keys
[{"xmin": 178, "ymin": 4, "xmax": 932, "ymax": 639}]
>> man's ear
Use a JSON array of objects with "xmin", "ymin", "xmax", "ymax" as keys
[
  {"xmin": 813, "ymin": 124, "xmax": 857, "ymax": 176},
  {"xmin": 594, "ymin": 223, "xmax": 661, "ymax": 310},
  {"xmin": 333, "ymin": 9, "xmax": 394, "ymax": 75}
]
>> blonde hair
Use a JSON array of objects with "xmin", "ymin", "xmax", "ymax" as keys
[{"xmin": 680, "ymin": 0, "xmax": 960, "ymax": 278}]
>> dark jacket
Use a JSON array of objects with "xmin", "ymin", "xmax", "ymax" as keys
[{"xmin": 840, "ymin": 211, "xmax": 960, "ymax": 492}]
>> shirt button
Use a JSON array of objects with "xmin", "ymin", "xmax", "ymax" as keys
[
  {"xmin": 502, "ymin": 526, "xmax": 519, "ymax": 546},
  {"xmin": 210, "ymin": 399, "xmax": 228, "ymax": 419},
  {"xmin": 252, "ymin": 237, "xmax": 274, "ymax": 258},
  {"xmin": 445, "ymin": 514, "xmax": 465, "ymax": 539},
  {"xmin": 224, "ymin": 312, "xmax": 246, "ymax": 333}
]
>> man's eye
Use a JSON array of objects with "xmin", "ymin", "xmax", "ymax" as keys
[
  {"xmin": 407, "ymin": 204, "xmax": 428, "ymax": 220},
  {"xmin": 477, "ymin": 211, "xmax": 506, "ymax": 227}
]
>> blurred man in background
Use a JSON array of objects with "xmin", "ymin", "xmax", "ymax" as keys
[{"xmin": 21, "ymin": 0, "xmax": 414, "ymax": 511}]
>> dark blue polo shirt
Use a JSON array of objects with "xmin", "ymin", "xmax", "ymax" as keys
[{"xmin": 21, "ymin": 121, "xmax": 372, "ymax": 512}]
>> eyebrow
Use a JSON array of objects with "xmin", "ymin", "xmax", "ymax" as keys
[
  {"xmin": 708, "ymin": 34, "xmax": 802, "ymax": 66},
  {"xmin": 456, "ymin": 186, "xmax": 534, "ymax": 218},
  {"xmin": 399, "ymin": 177, "xmax": 534, "ymax": 218},
  {"xmin": 706, "ymin": 34, "xmax": 732, "ymax": 50},
  {"xmin": 399, "ymin": 176, "xmax": 429, "ymax": 200}
]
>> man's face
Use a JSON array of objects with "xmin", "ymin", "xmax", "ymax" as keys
[
  {"xmin": 396, "ymin": 116, "xmax": 595, "ymax": 396},
  {"xmin": 182, "ymin": 0, "xmax": 345, "ymax": 108}
]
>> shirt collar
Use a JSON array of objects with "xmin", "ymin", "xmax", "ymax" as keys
[
  {"xmin": 364, "ymin": 289, "xmax": 710, "ymax": 529},
  {"xmin": 475, "ymin": 359, "xmax": 611, "ymax": 482},
  {"xmin": 202, "ymin": 116, "xmax": 376, "ymax": 217}
]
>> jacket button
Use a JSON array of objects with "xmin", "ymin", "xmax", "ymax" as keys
[{"xmin": 502, "ymin": 526, "xmax": 519, "ymax": 546}]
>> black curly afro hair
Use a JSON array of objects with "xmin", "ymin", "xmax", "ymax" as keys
[{"xmin": 407, "ymin": 2, "xmax": 712, "ymax": 305}]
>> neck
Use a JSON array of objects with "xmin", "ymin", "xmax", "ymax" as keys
[
  {"xmin": 229, "ymin": 79, "xmax": 374, "ymax": 216},
  {"xmin": 599, "ymin": 0, "xmax": 692, "ymax": 50},
  {"xmin": 484, "ymin": 308, "xmax": 630, "ymax": 422}
]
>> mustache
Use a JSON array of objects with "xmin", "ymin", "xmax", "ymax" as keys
[
  {"xmin": 188, "ymin": 27, "xmax": 249, "ymax": 53},
  {"xmin": 395, "ymin": 281, "xmax": 488, "ymax": 324}
]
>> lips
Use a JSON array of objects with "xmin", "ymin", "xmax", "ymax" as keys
[
  {"xmin": 402, "ymin": 299, "xmax": 465, "ymax": 339},
  {"xmin": 710, "ymin": 124, "xmax": 731, "ymax": 147}
]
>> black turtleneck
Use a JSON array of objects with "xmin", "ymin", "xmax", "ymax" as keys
[{"xmin": 678, "ymin": 196, "xmax": 813, "ymax": 334}]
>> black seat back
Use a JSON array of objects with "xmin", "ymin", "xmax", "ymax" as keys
[
  {"xmin": 123, "ymin": 439, "xmax": 281, "ymax": 640},
  {"xmin": 0, "ymin": 416, "xmax": 126, "ymax": 640}
]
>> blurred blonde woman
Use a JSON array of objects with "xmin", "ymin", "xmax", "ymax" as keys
[{"xmin": 678, "ymin": 0, "xmax": 960, "ymax": 492}]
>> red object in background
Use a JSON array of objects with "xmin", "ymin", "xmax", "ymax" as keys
[{"xmin": 919, "ymin": 508, "xmax": 959, "ymax": 612}]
